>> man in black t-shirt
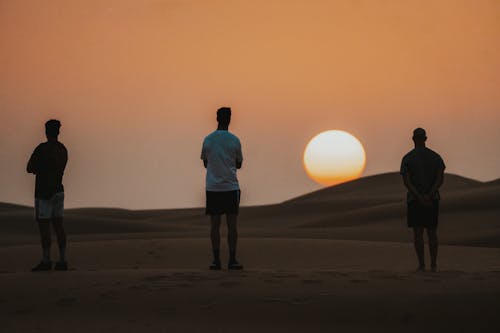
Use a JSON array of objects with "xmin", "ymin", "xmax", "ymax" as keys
[
  {"xmin": 400, "ymin": 128, "xmax": 445, "ymax": 272},
  {"xmin": 27, "ymin": 119, "xmax": 68, "ymax": 271}
]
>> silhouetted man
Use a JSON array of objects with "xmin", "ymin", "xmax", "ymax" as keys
[
  {"xmin": 27, "ymin": 119, "xmax": 68, "ymax": 271},
  {"xmin": 201, "ymin": 107, "xmax": 243, "ymax": 270},
  {"xmin": 401, "ymin": 128, "xmax": 445, "ymax": 272}
]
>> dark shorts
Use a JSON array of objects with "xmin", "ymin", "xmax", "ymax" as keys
[
  {"xmin": 35, "ymin": 192, "xmax": 64, "ymax": 220},
  {"xmin": 206, "ymin": 190, "xmax": 241, "ymax": 215},
  {"xmin": 407, "ymin": 199, "xmax": 439, "ymax": 228}
]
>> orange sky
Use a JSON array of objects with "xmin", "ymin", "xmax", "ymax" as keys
[{"xmin": 1, "ymin": 0, "xmax": 499, "ymax": 209}]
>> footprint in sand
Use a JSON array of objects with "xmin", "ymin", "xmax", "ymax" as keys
[
  {"xmin": 350, "ymin": 279, "xmax": 368, "ymax": 283},
  {"xmin": 263, "ymin": 297, "xmax": 305, "ymax": 306},
  {"xmin": 56, "ymin": 297, "xmax": 77, "ymax": 306},
  {"xmin": 438, "ymin": 270, "xmax": 466, "ymax": 277},
  {"xmin": 128, "ymin": 284, "xmax": 146, "ymax": 291},
  {"xmin": 143, "ymin": 274, "xmax": 168, "ymax": 282},
  {"xmin": 15, "ymin": 308, "xmax": 34, "ymax": 315},
  {"xmin": 181, "ymin": 274, "xmax": 205, "ymax": 282},
  {"xmin": 158, "ymin": 307, "xmax": 177, "ymax": 315},
  {"xmin": 200, "ymin": 302, "xmax": 216, "ymax": 309},
  {"xmin": 291, "ymin": 297, "xmax": 310, "ymax": 305},
  {"xmin": 302, "ymin": 279, "xmax": 323, "ymax": 284},
  {"xmin": 272, "ymin": 274, "xmax": 298, "ymax": 279},
  {"xmin": 469, "ymin": 275, "xmax": 487, "ymax": 281},
  {"xmin": 100, "ymin": 291, "xmax": 118, "ymax": 299},
  {"xmin": 487, "ymin": 271, "xmax": 500, "ymax": 279},
  {"xmin": 218, "ymin": 281, "xmax": 241, "ymax": 288},
  {"xmin": 372, "ymin": 274, "xmax": 408, "ymax": 281},
  {"xmin": 263, "ymin": 298, "xmax": 289, "ymax": 303},
  {"xmin": 319, "ymin": 292, "xmax": 337, "ymax": 296},
  {"xmin": 318, "ymin": 271, "xmax": 348, "ymax": 278}
]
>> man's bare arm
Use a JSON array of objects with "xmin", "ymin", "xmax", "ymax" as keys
[
  {"xmin": 427, "ymin": 168, "xmax": 444, "ymax": 198},
  {"xmin": 26, "ymin": 152, "xmax": 37, "ymax": 174}
]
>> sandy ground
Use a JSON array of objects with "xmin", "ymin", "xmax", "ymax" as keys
[{"xmin": 1, "ymin": 238, "xmax": 500, "ymax": 332}]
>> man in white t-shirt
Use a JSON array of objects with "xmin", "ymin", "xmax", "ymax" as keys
[{"xmin": 201, "ymin": 107, "xmax": 243, "ymax": 270}]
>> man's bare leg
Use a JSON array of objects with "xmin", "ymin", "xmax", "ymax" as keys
[
  {"xmin": 427, "ymin": 227, "xmax": 438, "ymax": 271},
  {"xmin": 226, "ymin": 214, "xmax": 242, "ymax": 269},
  {"xmin": 38, "ymin": 219, "xmax": 51, "ymax": 262},
  {"xmin": 52, "ymin": 218, "xmax": 67, "ymax": 269},
  {"xmin": 210, "ymin": 215, "xmax": 222, "ymax": 269},
  {"xmin": 226, "ymin": 214, "xmax": 238, "ymax": 259},
  {"xmin": 32, "ymin": 219, "xmax": 52, "ymax": 271},
  {"xmin": 413, "ymin": 227, "xmax": 425, "ymax": 271}
]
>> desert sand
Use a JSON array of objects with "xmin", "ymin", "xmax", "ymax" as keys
[{"xmin": 1, "ymin": 172, "xmax": 499, "ymax": 332}]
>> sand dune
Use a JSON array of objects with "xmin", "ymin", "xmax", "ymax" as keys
[
  {"xmin": 1, "ymin": 172, "xmax": 498, "ymax": 246},
  {"xmin": 1, "ymin": 173, "xmax": 499, "ymax": 332}
]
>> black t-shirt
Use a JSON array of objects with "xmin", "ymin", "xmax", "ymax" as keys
[
  {"xmin": 400, "ymin": 147, "xmax": 445, "ymax": 202},
  {"xmin": 28, "ymin": 141, "xmax": 68, "ymax": 199}
]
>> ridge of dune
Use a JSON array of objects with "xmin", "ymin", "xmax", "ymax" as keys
[
  {"xmin": 284, "ymin": 172, "xmax": 487, "ymax": 205},
  {"xmin": 0, "ymin": 172, "xmax": 491, "ymax": 211},
  {"xmin": 0, "ymin": 202, "xmax": 31, "ymax": 212},
  {"xmin": 0, "ymin": 172, "xmax": 498, "ymax": 248}
]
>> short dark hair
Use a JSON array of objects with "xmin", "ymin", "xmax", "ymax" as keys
[
  {"xmin": 412, "ymin": 127, "xmax": 426, "ymax": 140},
  {"xmin": 45, "ymin": 119, "xmax": 61, "ymax": 137},
  {"xmin": 217, "ymin": 107, "xmax": 231, "ymax": 125}
]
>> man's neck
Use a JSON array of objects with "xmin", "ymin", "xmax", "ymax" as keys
[
  {"xmin": 47, "ymin": 137, "xmax": 58, "ymax": 142},
  {"xmin": 217, "ymin": 125, "xmax": 229, "ymax": 131}
]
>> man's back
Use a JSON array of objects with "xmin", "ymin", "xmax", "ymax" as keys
[
  {"xmin": 29, "ymin": 141, "xmax": 68, "ymax": 199},
  {"xmin": 201, "ymin": 130, "xmax": 242, "ymax": 192},
  {"xmin": 401, "ymin": 146, "xmax": 445, "ymax": 200}
]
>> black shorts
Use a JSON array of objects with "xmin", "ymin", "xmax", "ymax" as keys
[
  {"xmin": 206, "ymin": 190, "xmax": 241, "ymax": 215},
  {"xmin": 407, "ymin": 199, "xmax": 439, "ymax": 228}
]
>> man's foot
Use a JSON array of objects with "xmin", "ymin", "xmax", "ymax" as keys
[
  {"xmin": 32, "ymin": 261, "xmax": 52, "ymax": 272},
  {"xmin": 228, "ymin": 260, "xmax": 243, "ymax": 270},
  {"xmin": 430, "ymin": 265, "xmax": 437, "ymax": 272},
  {"xmin": 415, "ymin": 265, "xmax": 426, "ymax": 272},
  {"xmin": 54, "ymin": 261, "xmax": 68, "ymax": 271},
  {"xmin": 209, "ymin": 260, "xmax": 221, "ymax": 270}
]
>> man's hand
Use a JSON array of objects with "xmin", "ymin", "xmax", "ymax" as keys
[{"xmin": 419, "ymin": 194, "xmax": 433, "ymax": 207}]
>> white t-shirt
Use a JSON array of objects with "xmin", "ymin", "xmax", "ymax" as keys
[{"xmin": 201, "ymin": 130, "xmax": 243, "ymax": 191}]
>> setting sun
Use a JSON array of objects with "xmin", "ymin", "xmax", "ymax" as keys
[{"xmin": 303, "ymin": 130, "xmax": 366, "ymax": 186}]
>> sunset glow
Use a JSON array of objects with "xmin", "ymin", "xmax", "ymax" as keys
[
  {"xmin": 303, "ymin": 130, "xmax": 366, "ymax": 186},
  {"xmin": 0, "ymin": 0, "xmax": 499, "ymax": 208}
]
